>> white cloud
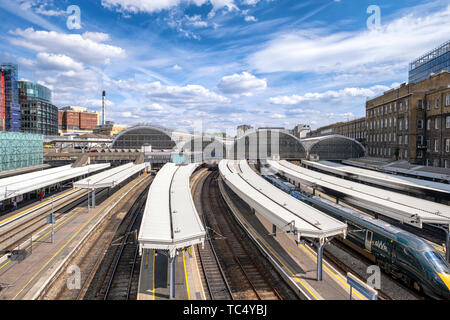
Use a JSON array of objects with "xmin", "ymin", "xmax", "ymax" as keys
[
  {"xmin": 269, "ymin": 85, "xmax": 393, "ymax": 105},
  {"xmin": 111, "ymin": 79, "xmax": 230, "ymax": 106},
  {"xmin": 9, "ymin": 28, "xmax": 125, "ymax": 66},
  {"xmin": 172, "ymin": 64, "xmax": 182, "ymax": 71},
  {"xmin": 217, "ymin": 71, "xmax": 267, "ymax": 97},
  {"xmin": 242, "ymin": 0, "xmax": 260, "ymax": 5},
  {"xmin": 102, "ymin": 0, "xmax": 238, "ymax": 15},
  {"xmin": 244, "ymin": 15, "xmax": 257, "ymax": 22},
  {"xmin": 249, "ymin": 5, "xmax": 450, "ymax": 74},
  {"xmin": 35, "ymin": 53, "xmax": 84, "ymax": 71}
]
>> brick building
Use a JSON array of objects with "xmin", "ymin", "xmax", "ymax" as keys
[
  {"xmin": 365, "ymin": 72, "xmax": 450, "ymax": 167},
  {"xmin": 58, "ymin": 106, "xmax": 99, "ymax": 136},
  {"xmin": 307, "ymin": 117, "xmax": 366, "ymax": 146}
]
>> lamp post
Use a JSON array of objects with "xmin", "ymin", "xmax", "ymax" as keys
[
  {"xmin": 51, "ymin": 195, "xmax": 55, "ymax": 244},
  {"xmin": 87, "ymin": 179, "xmax": 91, "ymax": 214}
]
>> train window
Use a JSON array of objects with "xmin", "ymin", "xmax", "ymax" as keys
[{"xmin": 424, "ymin": 251, "xmax": 449, "ymax": 274}]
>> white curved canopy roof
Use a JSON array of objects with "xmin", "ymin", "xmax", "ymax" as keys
[
  {"xmin": 138, "ymin": 163, "xmax": 205, "ymax": 256},
  {"xmin": 302, "ymin": 160, "xmax": 450, "ymax": 195},
  {"xmin": 74, "ymin": 162, "xmax": 150, "ymax": 189},
  {"xmin": 268, "ymin": 160, "xmax": 450, "ymax": 228},
  {"xmin": 0, "ymin": 164, "xmax": 110, "ymax": 202},
  {"xmin": 219, "ymin": 159, "xmax": 347, "ymax": 242}
]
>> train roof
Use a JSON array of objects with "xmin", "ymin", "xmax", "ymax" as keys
[{"xmin": 311, "ymin": 195, "xmax": 436, "ymax": 252}]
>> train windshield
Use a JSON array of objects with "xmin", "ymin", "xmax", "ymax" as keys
[{"xmin": 424, "ymin": 251, "xmax": 449, "ymax": 274}]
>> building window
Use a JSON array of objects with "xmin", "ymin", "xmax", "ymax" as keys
[
  {"xmin": 445, "ymin": 160, "xmax": 449, "ymax": 169},
  {"xmin": 418, "ymin": 135, "xmax": 424, "ymax": 145},
  {"xmin": 399, "ymin": 120, "xmax": 402, "ymax": 130},
  {"xmin": 418, "ymin": 119, "xmax": 423, "ymax": 129},
  {"xmin": 435, "ymin": 139, "xmax": 439, "ymax": 152},
  {"xmin": 435, "ymin": 98, "xmax": 439, "ymax": 108},
  {"xmin": 446, "ymin": 139, "xmax": 450, "ymax": 153},
  {"xmin": 446, "ymin": 116, "xmax": 450, "ymax": 129},
  {"xmin": 426, "ymin": 100, "xmax": 430, "ymax": 110},
  {"xmin": 399, "ymin": 102, "xmax": 403, "ymax": 111},
  {"xmin": 405, "ymin": 100, "xmax": 409, "ymax": 110},
  {"xmin": 446, "ymin": 94, "xmax": 450, "ymax": 107},
  {"xmin": 389, "ymin": 104, "xmax": 392, "ymax": 113},
  {"xmin": 435, "ymin": 118, "xmax": 439, "ymax": 130},
  {"xmin": 399, "ymin": 135, "xmax": 402, "ymax": 145},
  {"xmin": 418, "ymin": 100, "xmax": 423, "ymax": 110},
  {"xmin": 404, "ymin": 149, "xmax": 407, "ymax": 159},
  {"xmin": 384, "ymin": 119, "xmax": 387, "ymax": 128},
  {"xmin": 405, "ymin": 119, "xmax": 408, "ymax": 130},
  {"xmin": 394, "ymin": 118, "xmax": 397, "ymax": 127},
  {"xmin": 394, "ymin": 103, "xmax": 397, "ymax": 112},
  {"xmin": 433, "ymin": 159, "xmax": 439, "ymax": 167},
  {"xmin": 405, "ymin": 135, "xmax": 408, "ymax": 145},
  {"xmin": 427, "ymin": 119, "xmax": 431, "ymax": 130},
  {"xmin": 389, "ymin": 118, "xmax": 392, "ymax": 128}
]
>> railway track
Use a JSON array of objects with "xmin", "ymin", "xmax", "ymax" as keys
[
  {"xmin": 191, "ymin": 168, "xmax": 232, "ymax": 300},
  {"xmin": 80, "ymin": 186, "xmax": 149, "ymax": 300},
  {"xmin": 286, "ymin": 181, "xmax": 425, "ymax": 300},
  {"xmin": 200, "ymin": 171, "xmax": 283, "ymax": 300},
  {"xmin": 0, "ymin": 189, "xmax": 91, "ymax": 253},
  {"xmin": 36, "ymin": 175, "xmax": 151, "ymax": 300}
]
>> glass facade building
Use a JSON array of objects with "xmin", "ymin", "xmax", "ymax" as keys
[
  {"xmin": 18, "ymin": 81, "xmax": 58, "ymax": 136},
  {"xmin": 409, "ymin": 40, "xmax": 450, "ymax": 83},
  {"xmin": 0, "ymin": 64, "xmax": 20, "ymax": 132},
  {"xmin": 0, "ymin": 132, "xmax": 43, "ymax": 171}
]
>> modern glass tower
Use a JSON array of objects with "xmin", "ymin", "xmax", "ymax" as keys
[
  {"xmin": 18, "ymin": 81, "xmax": 58, "ymax": 136},
  {"xmin": 409, "ymin": 40, "xmax": 450, "ymax": 83},
  {"xmin": 0, "ymin": 64, "xmax": 20, "ymax": 132}
]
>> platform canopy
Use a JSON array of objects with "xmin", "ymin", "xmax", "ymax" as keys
[
  {"xmin": 268, "ymin": 160, "xmax": 450, "ymax": 228},
  {"xmin": 302, "ymin": 160, "xmax": 450, "ymax": 196},
  {"xmin": 138, "ymin": 163, "xmax": 205, "ymax": 256},
  {"xmin": 343, "ymin": 158, "xmax": 450, "ymax": 183},
  {"xmin": 219, "ymin": 159, "xmax": 347, "ymax": 243},
  {"xmin": 0, "ymin": 163, "xmax": 110, "ymax": 202},
  {"xmin": 74, "ymin": 162, "xmax": 150, "ymax": 189}
]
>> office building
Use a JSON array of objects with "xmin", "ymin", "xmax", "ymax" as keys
[
  {"xmin": 409, "ymin": 40, "xmax": 450, "ymax": 83},
  {"xmin": 18, "ymin": 81, "xmax": 58, "ymax": 136},
  {"xmin": 0, "ymin": 64, "xmax": 20, "ymax": 132}
]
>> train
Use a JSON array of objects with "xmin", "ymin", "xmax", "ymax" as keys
[{"xmin": 263, "ymin": 175, "xmax": 450, "ymax": 299}]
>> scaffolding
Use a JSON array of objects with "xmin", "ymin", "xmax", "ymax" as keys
[{"xmin": 0, "ymin": 132, "xmax": 43, "ymax": 171}]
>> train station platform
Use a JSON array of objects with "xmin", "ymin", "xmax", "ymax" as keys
[
  {"xmin": 219, "ymin": 159, "xmax": 347, "ymax": 281},
  {"xmin": 0, "ymin": 163, "xmax": 110, "ymax": 203},
  {"xmin": 137, "ymin": 247, "xmax": 204, "ymax": 300},
  {"xmin": 268, "ymin": 160, "xmax": 450, "ymax": 229},
  {"xmin": 138, "ymin": 163, "xmax": 206, "ymax": 298},
  {"xmin": 302, "ymin": 160, "xmax": 450, "ymax": 197},
  {"xmin": 0, "ymin": 175, "xmax": 148, "ymax": 300},
  {"xmin": 218, "ymin": 177, "xmax": 365, "ymax": 300}
]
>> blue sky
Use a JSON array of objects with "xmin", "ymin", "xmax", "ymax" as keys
[{"xmin": 0, "ymin": 0, "xmax": 449, "ymax": 135}]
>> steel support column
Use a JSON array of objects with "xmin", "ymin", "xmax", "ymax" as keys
[
  {"xmin": 316, "ymin": 242, "xmax": 324, "ymax": 281},
  {"xmin": 92, "ymin": 189, "xmax": 96, "ymax": 207},
  {"xmin": 272, "ymin": 224, "xmax": 276, "ymax": 237},
  {"xmin": 169, "ymin": 255, "xmax": 176, "ymax": 299}
]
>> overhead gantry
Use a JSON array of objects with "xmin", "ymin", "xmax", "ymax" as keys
[
  {"xmin": 218, "ymin": 159, "xmax": 347, "ymax": 280},
  {"xmin": 138, "ymin": 163, "xmax": 205, "ymax": 298}
]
